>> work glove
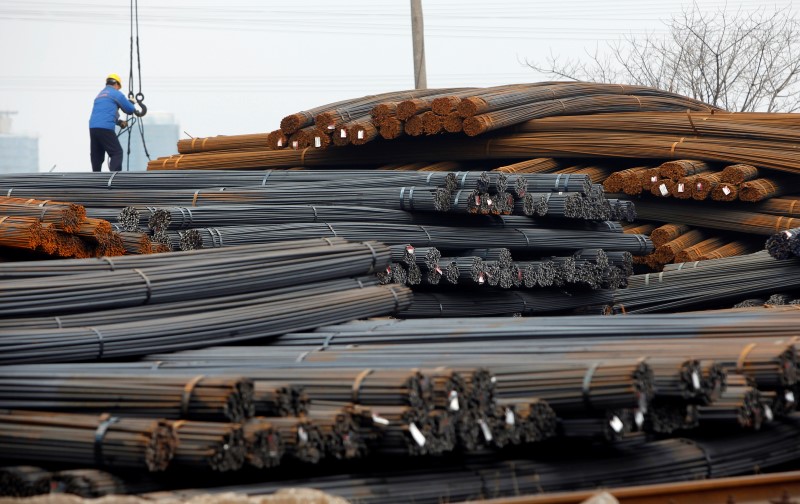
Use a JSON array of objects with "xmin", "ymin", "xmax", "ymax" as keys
[{"xmin": 116, "ymin": 119, "xmax": 128, "ymax": 129}]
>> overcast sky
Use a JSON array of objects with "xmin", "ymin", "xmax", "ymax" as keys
[{"xmin": 0, "ymin": 0, "xmax": 795, "ymax": 172}]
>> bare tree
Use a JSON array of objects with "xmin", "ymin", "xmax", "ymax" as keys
[{"xmin": 527, "ymin": 3, "xmax": 800, "ymax": 112}]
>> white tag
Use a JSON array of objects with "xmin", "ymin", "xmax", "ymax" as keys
[
  {"xmin": 340, "ymin": 129, "xmax": 347, "ymax": 138},
  {"xmin": 609, "ymin": 415, "xmax": 624, "ymax": 433},
  {"xmin": 659, "ymin": 184, "xmax": 669, "ymax": 196},
  {"xmin": 409, "ymin": 422, "xmax": 426, "ymax": 446},
  {"xmin": 491, "ymin": 376, "xmax": 497, "ymax": 384},
  {"xmin": 291, "ymin": 140, "xmax": 299, "ymax": 150},
  {"xmin": 435, "ymin": 266, "xmax": 442, "ymax": 274},
  {"xmin": 314, "ymin": 137, "xmax": 321, "ymax": 148},
  {"xmin": 764, "ymin": 404, "xmax": 774, "ymax": 422},
  {"xmin": 786, "ymin": 390, "xmax": 796, "ymax": 404},
  {"xmin": 277, "ymin": 139, "xmax": 283, "ymax": 147},
  {"xmin": 478, "ymin": 274, "xmax": 485, "ymax": 285},
  {"xmin": 478, "ymin": 419, "xmax": 493, "ymax": 441},
  {"xmin": 327, "ymin": 124, "xmax": 335, "ymax": 130},
  {"xmin": 722, "ymin": 186, "xmax": 731, "ymax": 195},
  {"xmin": 634, "ymin": 410, "xmax": 644, "ymax": 428},
  {"xmin": 677, "ymin": 183, "xmax": 685, "ymax": 193},
  {"xmin": 487, "ymin": 198, "xmax": 493, "ymax": 206},
  {"xmin": 696, "ymin": 182, "xmax": 703, "ymax": 191},
  {"xmin": 298, "ymin": 427, "xmax": 308, "ymax": 442},
  {"xmin": 406, "ymin": 245, "xmax": 415, "ymax": 253},
  {"xmin": 650, "ymin": 175, "xmax": 658, "ymax": 183},
  {"xmin": 448, "ymin": 391, "xmax": 460, "ymax": 412},
  {"xmin": 691, "ymin": 371, "xmax": 701, "ymax": 390},
  {"xmin": 357, "ymin": 130, "xmax": 364, "ymax": 140},
  {"xmin": 372, "ymin": 414, "xmax": 390, "ymax": 426},
  {"xmin": 505, "ymin": 408, "xmax": 515, "ymax": 426}
]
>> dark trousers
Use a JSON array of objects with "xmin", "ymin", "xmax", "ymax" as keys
[{"xmin": 89, "ymin": 128, "xmax": 123, "ymax": 172}]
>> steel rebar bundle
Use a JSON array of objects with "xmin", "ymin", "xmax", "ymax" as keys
[
  {"xmin": 0, "ymin": 374, "xmax": 255, "ymax": 422},
  {"xmin": 0, "ymin": 239, "xmax": 391, "ymax": 316},
  {"xmin": 0, "ymin": 410, "xmax": 177, "ymax": 472},
  {"xmin": 170, "ymin": 420, "xmax": 245, "ymax": 472},
  {"xmin": 0, "ymin": 466, "xmax": 50, "ymax": 497}
]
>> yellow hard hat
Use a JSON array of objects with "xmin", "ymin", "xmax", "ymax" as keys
[{"xmin": 106, "ymin": 73, "xmax": 122, "ymax": 86}]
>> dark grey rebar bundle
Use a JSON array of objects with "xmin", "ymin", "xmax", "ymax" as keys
[
  {"xmin": 0, "ymin": 240, "xmax": 391, "ymax": 316},
  {"xmin": 0, "ymin": 466, "xmax": 50, "ymax": 497},
  {"xmin": 242, "ymin": 418, "xmax": 284, "ymax": 470},
  {"xmin": 0, "ymin": 410, "xmax": 177, "ymax": 472},
  {"xmin": 0, "ymin": 374, "xmax": 255, "ymax": 423},
  {"xmin": 169, "ymin": 420, "xmax": 246, "ymax": 472},
  {"xmin": 0, "ymin": 283, "xmax": 411, "ymax": 364},
  {"xmin": 167, "ymin": 222, "xmax": 653, "ymax": 256}
]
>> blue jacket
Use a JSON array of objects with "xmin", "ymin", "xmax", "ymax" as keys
[{"xmin": 89, "ymin": 85, "xmax": 136, "ymax": 130}]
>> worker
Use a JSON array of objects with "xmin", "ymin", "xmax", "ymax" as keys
[{"xmin": 89, "ymin": 73, "xmax": 136, "ymax": 172}]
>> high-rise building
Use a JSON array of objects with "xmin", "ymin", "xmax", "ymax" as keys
[
  {"xmin": 120, "ymin": 112, "xmax": 179, "ymax": 171},
  {"xmin": 0, "ymin": 111, "xmax": 39, "ymax": 173}
]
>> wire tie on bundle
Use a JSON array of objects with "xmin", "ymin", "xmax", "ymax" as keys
[
  {"xmin": 6, "ymin": 188, "xmax": 12, "ymax": 196},
  {"xmin": 388, "ymin": 285, "xmax": 401, "ymax": 312},
  {"xmin": 151, "ymin": 360, "xmax": 163, "ymax": 370},
  {"xmin": 177, "ymin": 207, "xmax": 192, "ymax": 229},
  {"xmin": 582, "ymin": 363, "xmax": 599, "ymax": 410},
  {"xmin": 161, "ymin": 157, "xmax": 170, "ymax": 169},
  {"xmin": 261, "ymin": 170, "xmax": 273, "ymax": 187},
  {"xmin": 633, "ymin": 95, "xmax": 642, "ymax": 110},
  {"xmin": 54, "ymin": 316, "xmax": 62, "ymax": 329},
  {"xmin": 516, "ymin": 228, "xmax": 531, "ymax": 247},
  {"xmin": 311, "ymin": 205, "xmax": 318, "ymax": 222},
  {"xmin": 322, "ymin": 237, "xmax": 334, "ymax": 246},
  {"xmin": 418, "ymin": 225, "xmax": 432, "ymax": 246},
  {"xmin": 191, "ymin": 190, "xmax": 200, "ymax": 207},
  {"xmin": 300, "ymin": 147, "xmax": 310, "ymax": 166},
  {"xmin": 352, "ymin": 369, "xmax": 374, "ymax": 404},
  {"xmin": 458, "ymin": 171, "xmax": 468, "ymax": 189},
  {"xmin": 210, "ymin": 227, "xmax": 223, "ymax": 248},
  {"xmin": 190, "ymin": 137, "xmax": 197, "ymax": 151},
  {"xmin": 425, "ymin": 172, "xmax": 434, "ymax": 185},
  {"xmin": 295, "ymin": 350, "xmax": 310, "ymax": 362},
  {"xmin": 87, "ymin": 327, "xmax": 105, "ymax": 359},
  {"xmin": 363, "ymin": 241, "xmax": 378, "ymax": 271},
  {"xmin": 106, "ymin": 172, "xmax": 118, "ymax": 189},
  {"xmin": 686, "ymin": 109, "xmax": 700, "ymax": 136},
  {"xmin": 670, "ymin": 137, "xmax": 685, "ymax": 158},
  {"xmin": 736, "ymin": 343, "xmax": 757, "ymax": 374},
  {"xmin": 94, "ymin": 414, "xmax": 120, "ymax": 467},
  {"xmin": 325, "ymin": 223, "xmax": 338, "ymax": 237},
  {"xmin": 399, "ymin": 187, "xmax": 406, "ymax": 211},
  {"xmin": 99, "ymin": 255, "xmax": 116, "ymax": 270},
  {"xmin": 0, "ymin": 216, "xmax": 8, "ymax": 226},
  {"xmin": 409, "ymin": 187, "xmax": 416, "ymax": 211},
  {"xmin": 557, "ymin": 99, "xmax": 566, "ymax": 112},
  {"xmin": 133, "ymin": 268, "xmax": 152, "ymax": 304},
  {"xmin": 453, "ymin": 189, "xmax": 463, "ymax": 208},
  {"xmin": 174, "ymin": 155, "xmax": 184, "ymax": 168},
  {"xmin": 172, "ymin": 420, "xmax": 186, "ymax": 431},
  {"xmin": 181, "ymin": 375, "xmax": 205, "ymax": 417},
  {"xmin": 322, "ymin": 333, "xmax": 336, "ymax": 350}
]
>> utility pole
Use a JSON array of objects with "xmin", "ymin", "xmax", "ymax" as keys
[{"xmin": 410, "ymin": 0, "xmax": 427, "ymax": 89}]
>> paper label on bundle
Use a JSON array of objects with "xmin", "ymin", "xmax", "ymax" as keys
[
  {"xmin": 409, "ymin": 422, "xmax": 426, "ymax": 446},
  {"xmin": 696, "ymin": 182, "xmax": 703, "ymax": 191},
  {"xmin": 291, "ymin": 141, "xmax": 299, "ymax": 149},
  {"xmin": 435, "ymin": 266, "xmax": 443, "ymax": 274},
  {"xmin": 691, "ymin": 371, "xmax": 701, "ymax": 390},
  {"xmin": 650, "ymin": 175, "xmax": 658, "ymax": 183},
  {"xmin": 609, "ymin": 415, "xmax": 624, "ymax": 433},
  {"xmin": 298, "ymin": 427, "xmax": 308, "ymax": 442},
  {"xmin": 677, "ymin": 183, "xmax": 685, "ymax": 193},
  {"xmin": 765, "ymin": 404, "xmax": 774, "ymax": 422},
  {"xmin": 505, "ymin": 408, "xmax": 515, "ymax": 425},
  {"xmin": 634, "ymin": 410, "xmax": 644, "ymax": 428},
  {"xmin": 448, "ymin": 390, "xmax": 460, "ymax": 411},
  {"xmin": 722, "ymin": 186, "xmax": 731, "ymax": 195},
  {"xmin": 786, "ymin": 390, "xmax": 796, "ymax": 404},
  {"xmin": 478, "ymin": 274, "xmax": 485, "ymax": 285},
  {"xmin": 659, "ymin": 184, "xmax": 669, "ymax": 196},
  {"xmin": 357, "ymin": 130, "xmax": 364, "ymax": 139},
  {"xmin": 327, "ymin": 124, "xmax": 335, "ymax": 130},
  {"xmin": 478, "ymin": 419, "xmax": 493, "ymax": 441},
  {"xmin": 372, "ymin": 414, "xmax": 390, "ymax": 426},
  {"xmin": 340, "ymin": 129, "xmax": 347, "ymax": 138},
  {"xmin": 406, "ymin": 245, "xmax": 415, "ymax": 253},
  {"xmin": 277, "ymin": 139, "xmax": 283, "ymax": 147},
  {"xmin": 314, "ymin": 137, "xmax": 321, "ymax": 148}
]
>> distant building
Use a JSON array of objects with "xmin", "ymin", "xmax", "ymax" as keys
[
  {"xmin": 0, "ymin": 111, "xmax": 39, "ymax": 173},
  {"xmin": 120, "ymin": 112, "xmax": 179, "ymax": 171}
]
